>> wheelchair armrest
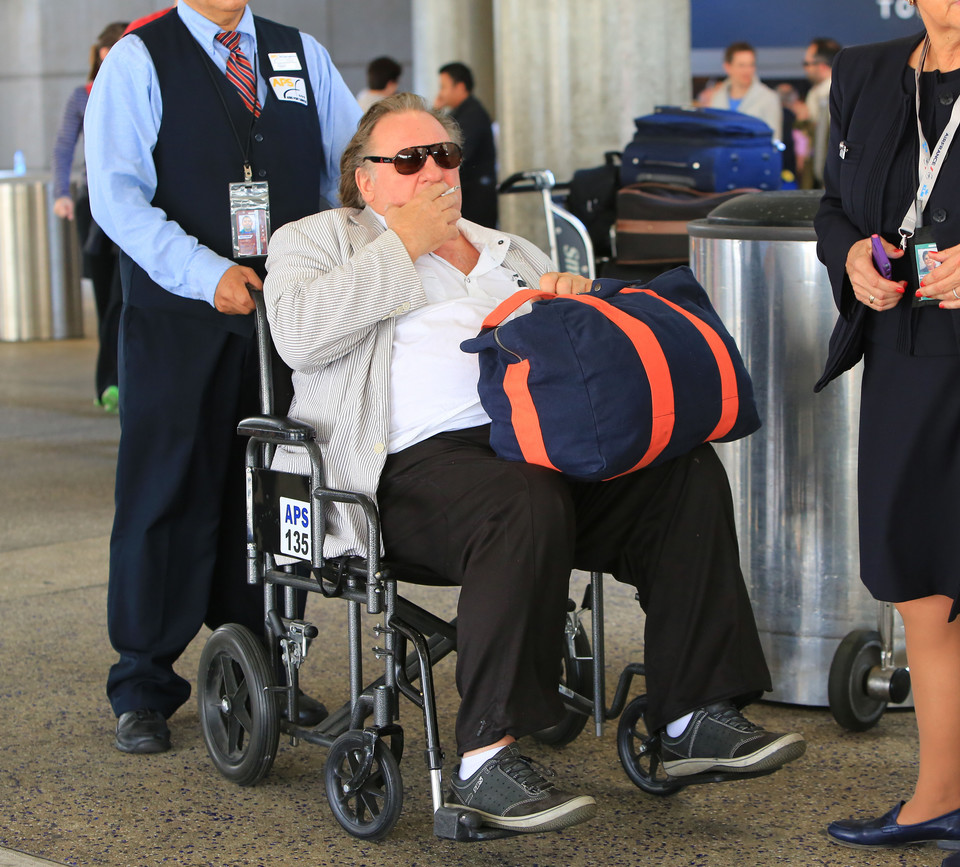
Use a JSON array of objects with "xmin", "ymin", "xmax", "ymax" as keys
[{"xmin": 237, "ymin": 414, "xmax": 315, "ymax": 443}]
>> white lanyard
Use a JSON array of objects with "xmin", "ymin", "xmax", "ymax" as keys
[{"xmin": 900, "ymin": 35, "xmax": 960, "ymax": 247}]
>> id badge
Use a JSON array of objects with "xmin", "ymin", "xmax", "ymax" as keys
[
  {"xmin": 910, "ymin": 225, "xmax": 941, "ymax": 307},
  {"xmin": 229, "ymin": 181, "xmax": 271, "ymax": 258}
]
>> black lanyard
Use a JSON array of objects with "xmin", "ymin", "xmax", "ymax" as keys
[{"xmin": 192, "ymin": 33, "xmax": 258, "ymax": 181}]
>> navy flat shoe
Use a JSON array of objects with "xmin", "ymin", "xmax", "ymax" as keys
[{"xmin": 828, "ymin": 802, "xmax": 960, "ymax": 849}]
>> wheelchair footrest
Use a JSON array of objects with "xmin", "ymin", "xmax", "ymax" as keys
[
  {"xmin": 668, "ymin": 766, "xmax": 782, "ymax": 788},
  {"xmin": 433, "ymin": 806, "xmax": 522, "ymax": 842}
]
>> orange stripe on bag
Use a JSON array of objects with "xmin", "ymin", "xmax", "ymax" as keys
[
  {"xmin": 621, "ymin": 288, "xmax": 739, "ymax": 440},
  {"xmin": 571, "ymin": 294, "xmax": 675, "ymax": 470},
  {"xmin": 502, "ymin": 359, "xmax": 558, "ymax": 471}
]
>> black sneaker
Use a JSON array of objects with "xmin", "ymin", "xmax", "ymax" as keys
[
  {"xmin": 445, "ymin": 743, "xmax": 597, "ymax": 833},
  {"xmin": 115, "ymin": 709, "xmax": 171, "ymax": 754},
  {"xmin": 659, "ymin": 701, "xmax": 805, "ymax": 777}
]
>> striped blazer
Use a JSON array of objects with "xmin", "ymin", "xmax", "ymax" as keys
[{"xmin": 262, "ymin": 205, "xmax": 553, "ymax": 557}]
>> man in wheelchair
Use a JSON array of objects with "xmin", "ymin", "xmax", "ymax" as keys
[{"xmin": 261, "ymin": 93, "xmax": 805, "ymax": 834}]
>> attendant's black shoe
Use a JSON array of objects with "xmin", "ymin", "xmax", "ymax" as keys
[
  {"xmin": 445, "ymin": 743, "xmax": 597, "ymax": 833},
  {"xmin": 281, "ymin": 690, "xmax": 328, "ymax": 727},
  {"xmin": 660, "ymin": 701, "xmax": 806, "ymax": 777},
  {"xmin": 115, "ymin": 709, "xmax": 171, "ymax": 754},
  {"xmin": 827, "ymin": 802, "xmax": 960, "ymax": 849},
  {"xmin": 942, "ymin": 851, "xmax": 960, "ymax": 866}
]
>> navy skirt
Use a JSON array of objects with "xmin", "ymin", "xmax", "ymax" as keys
[{"xmin": 858, "ymin": 330, "xmax": 960, "ymax": 621}]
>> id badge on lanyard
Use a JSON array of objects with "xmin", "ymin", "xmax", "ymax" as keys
[
  {"xmin": 899, "ymin": 36, "xmax": 960, "ymax": 304},
  {"xmin": 230, "ymin": 171, "xmax": 271, "ymax": 258}
]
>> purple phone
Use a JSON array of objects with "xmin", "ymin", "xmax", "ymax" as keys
[{"xmin": 871, "ymin": 234, "xmax": 892, "ymax": 279}]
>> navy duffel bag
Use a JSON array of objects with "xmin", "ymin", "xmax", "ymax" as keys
[{"xmin": 460, "ymin": 266, "xmax": 760, "ymax": 481}]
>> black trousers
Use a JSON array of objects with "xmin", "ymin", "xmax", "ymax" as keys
[
  {"xmin": 88, "ymin": 258, "xmax": 121, "ymax": 398},
  {"xmin": 106, "ymin": 305, "xmax": 265, "ymax": 718},
  {"xmin": 75, "ymin": 192, "xmax": 120, "ymax": 397},
  {"xmin": 377, "ymin": 426, "xmax": 771, "ymax": 754}
]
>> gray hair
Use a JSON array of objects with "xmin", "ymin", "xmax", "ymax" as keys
[{"xmin": 338, "ymin": 92, "xmax": 463, "ymax": 210}]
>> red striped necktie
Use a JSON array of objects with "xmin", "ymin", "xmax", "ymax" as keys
[{"xmin": 215, "ymin": 30, "xmax": 260, "ymax": 117}]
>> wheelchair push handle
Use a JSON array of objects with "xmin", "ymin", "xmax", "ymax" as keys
[
  {"xmin": 246, "ymin": 285, "xmax": 279, "ymax": 416},
  {"xmin": 498, "ymin": 169, "xmax": 557, "ymax": 195}
]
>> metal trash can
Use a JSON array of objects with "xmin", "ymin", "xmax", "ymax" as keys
[
  {"xmin": 0, "ymin": 172, "xmax": 83, "ymax": 341},
  {"xmin": 688, "ymin": 190, "xmax": 908, "ymax": 707}
]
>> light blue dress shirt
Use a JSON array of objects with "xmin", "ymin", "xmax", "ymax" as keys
[{"xmin": 84, "ymin": 3, "xmax": 362, "ymax": 306}]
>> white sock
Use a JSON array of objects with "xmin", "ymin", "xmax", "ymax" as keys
[
  {"xmin": 666, "ymin": 712, "xmax": 694, "ymax": 739},
  {"xmin": 458, "ymin": 744, "xmax": 508, "ymax": 780}
]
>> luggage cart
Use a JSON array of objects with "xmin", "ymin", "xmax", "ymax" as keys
[{"xmin": 498, "ymin": 170, "xmax": 596, "ymax": 279}]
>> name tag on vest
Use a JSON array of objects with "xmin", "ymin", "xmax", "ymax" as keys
[
  {"xmin": 270, "ymin": 76, "xmax": 308, "ymax": 105},
  {"xmin": 268, "ymin": 52, "xmax": 301, "ymax": 71}
]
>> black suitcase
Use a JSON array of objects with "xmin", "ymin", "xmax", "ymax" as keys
[
  {"xmin": 563, "ymin": 152, "xmax": 621, "ymax": 259},
  {"xmin": 621, "ymin": 106, "xmax": 782, "ymax": 192},
  {"xmin": 615, "ymin": 183, "xmax": 755, "ymax": 265}
]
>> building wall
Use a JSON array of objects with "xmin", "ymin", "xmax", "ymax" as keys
[{"xmin": 0, "ymin": 0, "xmax": 413, "ymax": 174}]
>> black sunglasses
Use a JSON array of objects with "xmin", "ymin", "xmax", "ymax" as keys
[{"xmin": 363, "ymin": 141, "xmax": 463, "ymax": 175}]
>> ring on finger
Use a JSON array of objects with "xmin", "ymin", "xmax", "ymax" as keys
[
  {"xmin": 954, "ymin": 288, "xmax": 959, "ymax": 300},
  {"xmin": 868, "ymin": 294, "xmax": 876, "ymax": 304}
]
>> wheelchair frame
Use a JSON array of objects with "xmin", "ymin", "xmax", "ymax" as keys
[{"xmin": 196, "ymin": 287, "xmax": 774, "ymax": 842}]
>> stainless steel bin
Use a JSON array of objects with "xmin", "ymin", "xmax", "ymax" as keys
[
  {"xmin": 0, "ymin": 172, "xmax": 83, "ymax": 341},
  {"xmin": 688, "ymin": 190, "xmax": 908, "ymax": 707}
]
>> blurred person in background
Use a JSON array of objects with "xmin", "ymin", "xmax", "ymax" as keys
[
  {"xmin": 356, "ymin": 56, "xmax": 402, "ymax": 111},
  {"xmin": 51, "ymin": 21, "xmax": 128, "ymax": 413},
  {"xmin": 710, "ymin": 41, "xmax": 782, "ymax": 141},
  {"xmin": 778, "ymin": 83, "xmax": 813, "ymax": 188},
  {"xmin": 803, "ymin": 36, "xmax": 842, "ymax": 188},
  {"xmin": 125, "ymin": 5, "xmax": 176, "ymax": 34},
  {"xmin": 434, "ymin": 61, "xmax": 498, "ymax": 228}
]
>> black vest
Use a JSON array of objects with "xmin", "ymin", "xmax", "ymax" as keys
[{"xmin": 127, "ymin": 10, "xmax": 325, "ymax": 334}]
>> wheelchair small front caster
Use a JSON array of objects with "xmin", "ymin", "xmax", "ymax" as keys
[
  {"xmin": 616, "ymin": 695, "xmax": 683, "ymax": 796},
  {"xmin": 198, "ymin": 624, "xmax": 280, "ymax": 786},
  {"xmin": 325, "ymin": 730, "xmax": 403, "ymax": 840}
]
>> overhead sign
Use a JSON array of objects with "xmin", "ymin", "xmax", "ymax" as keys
[{"xmin": 692, "ymin": 0, "xmax": 922, "ymax": 49}]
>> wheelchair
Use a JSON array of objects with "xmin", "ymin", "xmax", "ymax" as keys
[{"xmin": 196, "ymin": 289, "xmax": 779, "ymax": 842}]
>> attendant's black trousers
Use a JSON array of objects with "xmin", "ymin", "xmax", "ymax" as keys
[
  {"xmin": 106, "ymin": 306, "xmax": 265, "ymax": 718},
  {"xmin": 377, "ymin": 426, "xmax": 771, "ymax": 755}
]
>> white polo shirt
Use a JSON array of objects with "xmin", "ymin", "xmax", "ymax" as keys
[{"xmin": 386, "ymin": 218, "xmax": 530, "ymax": 453}]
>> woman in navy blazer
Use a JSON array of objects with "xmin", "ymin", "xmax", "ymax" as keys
[{"xmin": 814, "ymin": 0, "xmax": 960, "ymax": 852}]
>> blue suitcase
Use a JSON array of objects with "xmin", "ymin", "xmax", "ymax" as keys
[{"xmin": 621, "ymin": 106, "xmax": 782, "ymax": 192}]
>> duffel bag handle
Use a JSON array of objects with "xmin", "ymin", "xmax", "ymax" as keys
[
  {"xmin": 481, "ymin": 289, "xmax": 560, "ymax": 330},
  {"xmin": 483, "ymin": 280, "xmax": 636, "ymax": 330}
]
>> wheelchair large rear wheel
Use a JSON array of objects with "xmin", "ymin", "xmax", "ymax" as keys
[
  {"xmin": 325, "ymin": 731, "xmax": 403, "ymax": 840},
  {"xmin": 617, "ymin": 695, "xmax": 683, "ymax": 796},
  {"xmin": 532, "ymin": 625, "xmax": 591, "ymax": 747},
  {"xmin": 198, "ymin": 624, "xmax": 280, "ymax": 787}
]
